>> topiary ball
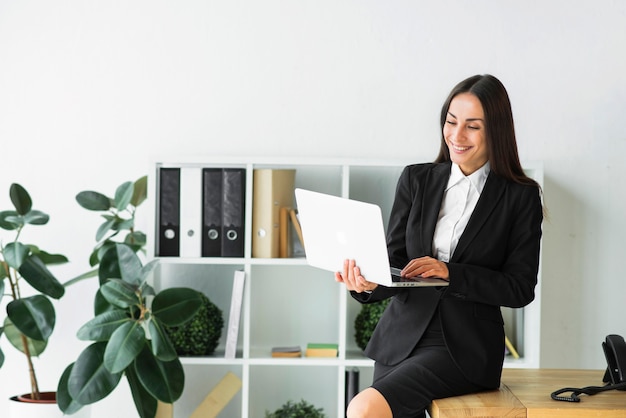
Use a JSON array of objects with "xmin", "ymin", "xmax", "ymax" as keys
[
  {"xmin": 354, "ymin": 299, "xmax": 390, "ymax": 351},
  {"xmin": 265, "ymin": 399, "xmax": 326, "ymax": 418},
  {"xmin": 164, "ymin": 292, "xmax": 224, "ymax": 356}
]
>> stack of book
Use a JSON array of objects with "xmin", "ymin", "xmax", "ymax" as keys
[
  {"xmin": 305, "ymin": 343, "xmax": 339, "ymax": 358},
  {"xmin": 271, "ymin": 346, "xmax": 302, "ymax": 358}
]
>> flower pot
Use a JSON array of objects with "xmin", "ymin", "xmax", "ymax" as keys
[{"xmin": 8, "ymin": 392, "xmax": 91, "ymax": 418}]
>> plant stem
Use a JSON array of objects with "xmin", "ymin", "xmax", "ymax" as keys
[
  {"xmin": 20, "ymin": 333, "xmax": 41, "ymax": 400},
  {"xmin": 4, "ymin": 260, "xmax": 41, "ymax": 400}
]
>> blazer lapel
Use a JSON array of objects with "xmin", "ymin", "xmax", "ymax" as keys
[
  {"xmin": 421, "ymin": 163, "xmax": 450, "ymax": 256},
  {"xmin": 451, "ymin": 172, "xmax": 506, "ymax": 261}
]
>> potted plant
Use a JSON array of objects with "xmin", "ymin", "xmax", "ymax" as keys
[
  {"xmin": 57, "ymin": 178, "xmax": 204, "ymax": 418},
  {"xmin": 265, "ymin": 399, "xmax": 326, "ymax": 418},
  {"xmin": 0, "ymin": 183, "xmax": 77, "ymax": 417}
]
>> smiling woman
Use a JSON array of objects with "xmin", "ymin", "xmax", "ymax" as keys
[{"xmin": 338, "ymin": 74, "xmax": 544, "ymax": 418}]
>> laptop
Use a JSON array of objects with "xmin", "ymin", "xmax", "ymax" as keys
[{"xmin": 294, "ymin": 188, "xmax": 449, "ymax": 287}]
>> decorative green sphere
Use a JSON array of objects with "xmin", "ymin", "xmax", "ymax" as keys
[
  {"xmin": 354, "ymin": 299, "xmax": 390, "ymax": 351},
  {"xmin": 164, "ymin": 292, "xmax": 224, "ymax": 356}
]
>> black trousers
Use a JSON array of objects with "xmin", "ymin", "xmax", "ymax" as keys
[{"xmin": 370, "ymin": 311, "xmax": 487, "ymax": 418}]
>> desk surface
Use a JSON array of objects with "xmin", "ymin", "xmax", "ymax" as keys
[{"xmin": 429, "ymin": 368, "xmax": 626, "ymax": 418}]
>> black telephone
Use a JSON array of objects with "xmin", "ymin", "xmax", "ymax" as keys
[{"xmin": 551, "ymin": 334, "xmax": 626, "ymax": 402}]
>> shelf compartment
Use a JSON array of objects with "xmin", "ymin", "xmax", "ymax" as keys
[
  {"xmin": 248, "ymin": 364, "xmax": 338, "ymax": 418},
  {"xmin": 154, "ymin": 262, "xmax": 246, "ymax": 357},
  {"xmin": 248, "ymin": 264, "xmax": 341, "ymax": 358}
]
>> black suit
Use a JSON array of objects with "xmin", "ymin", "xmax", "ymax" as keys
[{"xmin": 353, "ymin": 162, "xmax": 543, "ymax": 389}]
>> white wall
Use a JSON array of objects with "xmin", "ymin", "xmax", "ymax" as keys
[{"xmin": 1, "ymin": 0, "xmax": 625, "ymax": 415}]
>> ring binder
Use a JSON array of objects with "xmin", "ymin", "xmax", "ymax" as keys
[{"xmin": 157, "ymin": 168, "xmax": 181, "ymax": 257}]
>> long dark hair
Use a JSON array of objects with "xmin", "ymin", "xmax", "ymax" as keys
[{"xmin": 435, "ymin": 74, "xmax": 537, "ymax": 187}]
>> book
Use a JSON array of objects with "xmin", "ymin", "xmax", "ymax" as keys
[
  {"xmin": 279, "ymin": 206, "xmax": 290, "ymax": 258},
  {"xmin": 271, "ymin": 345, "xmax": 302, "ymax": 358},
  {"xmin": 224, "ymin": 270, "xmax": 245, "ymax": 359},
  {"xmin": 289, "ymin": 208, "xmax": 305, "ymax": 252},
  {"xmin": 505, "ymin": 335, "xmax": 520, "ymax": 359},
  {"xmin": 190, "ymin": 372, "xmax": 242, "ymax": 418},
  {"xmin": 305, "ymin": 343, "xmax": 339, "ymax": 357},
  {"xmin": 252, "ymin": 169, "xmax": 296, "ymax": 258}
]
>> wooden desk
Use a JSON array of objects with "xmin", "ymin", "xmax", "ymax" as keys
[{"xmin": 429, "ymin": 368, "xmax": 626, "ymax": 418}]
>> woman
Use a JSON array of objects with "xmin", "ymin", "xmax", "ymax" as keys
[{"xmin": 336, "ymin": 74, "xmax": 543, "ymax": 418}]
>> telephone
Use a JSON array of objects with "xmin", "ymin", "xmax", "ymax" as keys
[
  {"xmin": 602, "ymin": 334, "xmax": 626, "ymax": 385},
  {"xmin": 551, "ymin": 334, "xmax": 626, "ymax": 402}
]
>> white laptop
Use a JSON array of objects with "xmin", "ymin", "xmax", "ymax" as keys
[{"xmin": 294, "ymin": 188, "xmax": 448, "ymax": 287}]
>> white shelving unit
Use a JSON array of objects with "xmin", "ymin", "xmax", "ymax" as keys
[{"xmin": 148, "ymin": 157, "xmax": 543, "ymax": 418}]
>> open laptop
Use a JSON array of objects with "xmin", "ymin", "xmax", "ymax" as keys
[{"xmin": 294, "ymin": 188, "xmax": 448, "ymax": 287}]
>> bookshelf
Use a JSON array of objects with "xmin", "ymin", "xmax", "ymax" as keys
[{"xmin": 148, "ymin": 157, "xmax": 543, "ymax": 418}]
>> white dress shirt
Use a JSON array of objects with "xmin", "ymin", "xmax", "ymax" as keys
[{"xmin": 432, "ymin": 162, "xmax": 490, "ymax": 262}]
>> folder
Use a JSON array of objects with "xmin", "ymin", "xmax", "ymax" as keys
[
  {"xmin": 201, "ymin": 168, "xmax": 223, "ymax": 257},
  {"xmin": 202, "ymin": 168, "xmax": 246, "ymax": 257},
  {"xmin": 179, "ymin": 167, "xmax": 203, "ymax": 258},
  {"xmin": 157, "ymin": 168, "xmax": 181, "ymax": 257},
  {"xmin": 220, "ymin": 168, "xmax": 245, "ymax": 257},
  {"xmin": 252, "ymin": 169, "xmax": 296, "ymax": 258}
]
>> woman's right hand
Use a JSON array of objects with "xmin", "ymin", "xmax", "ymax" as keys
[{"xmin": 335, "ymin": 259, "xmax": 378, "ymax": 293}]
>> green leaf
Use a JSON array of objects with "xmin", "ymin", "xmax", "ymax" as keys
[
  {"xmin": 114, "ymin": 182, "xmax": 134, "ymax": 211},
  {"xmin": 125, "ymin": 231, "xmax": 147, "ymax": 247},
  {"xmin": 7, "ymin": 295, "xmax": 55, "ymax": 341},
  {"xmin": 22, "ymin": 209, "xmax": 49, "ymax": 225},
  {"xmin": 3, "ymin": 316, "xmax": 47, "ymax": 356},
  {"xmin": 29, "ymin": 247, "xmax": 68, "ymax": 265},
  {"xmin": 96, "ymin": 218, "xmax": 116, "ymax": 242},
  {"xmin": 104, "ymin": 321, "xmax": 145, "ymax": 373},
  {"xmin": 126, "ymin": 365, "xmax": 158, "ymax": 418},
  {"xmin": 63, "ymin": 267, "xmax": 98, "ymax": 288},
  {"xmin": 131, "ymin": 176, "xmax": 148, "ymax": 208},
  {"xmin": 0, "ymin": 346, "xmax": 4, "ymax": 368},
  {"xmin": 148, "ymin": 318, "xmax": 177, "ymax": 361},
  {"xmin": 68, "ymin": 342, "xmax": 123, "ymax": 405},
  {"xmin": 152, "ymin": 288, "xmax": 203, "ymax": 327},
  {"xmin": 0, "ymin": 278, "xmax": 4, "ymax": 302},
  {"xmin": 94, "ymin": 287, "xmax": 119, "ymax": 316},
  {"xmin": 19, "ymin": 254, "xmax": 65, "ymax": 299},
  {"xmin": 57, "ymin": 363, "xmax": 85, "ymax": 414},
  {"xmin": 100, "ymin": 279, "xmax": 139, "ymax": 309},
  {"xmin": 140, "ymin": 259, "xmax": 158, "ymax": 283},
  {"xmin": 3, "ymin": 242, "xmax": 30, "ymax": 270},
  {"xmin": 0, "ymin": 210, "xmax": 20, "ymax": 230},
  {"xmin": 10, "ymin": 183, "xmax": 32, "ymax": 215},
  {"xmin": 76, "ymin": 191, "xmax": 112, "ymax": 211},
  {"xmin": 134, "ymin": 345, "xmax": 185, "ymax": 403},
  {"xmin": 77, "ymin": 309, "xmax": 130, "ymax": 341},
  {"xmin": 99, "ymin": 244, "xmax": 142, "ymax": 286},
  {"xmin": 115, "ymin": 218, "xmax": 134, "ymax": 231}
]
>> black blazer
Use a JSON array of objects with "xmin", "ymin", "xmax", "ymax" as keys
[{"xmin": 353, "ymin": 162, "xmax": 543, "ymax": 389}]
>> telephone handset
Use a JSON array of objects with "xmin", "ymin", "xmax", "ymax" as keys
[
  {"xmin": 551, "ymin": 334, "xmax": 626, "ymax": 402},
  {"xmin": 602, "ymin": 334, "xmax": 626, "ymax": 385}
]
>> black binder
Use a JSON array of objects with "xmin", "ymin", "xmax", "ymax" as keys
[
  {"xmin": 157, "ymin": 168, "xmax": 181, "ymax": 256},
  {"xmin": 221, "ymin": 168, "xmax": 245, "ymax": 257},
  {"xmin": 201, "ymin": 168, "xmax": 246, "ymax": 257},
  {"xmin": 202, "ymin": 168, "xmax": 223, "ymax": 257}
]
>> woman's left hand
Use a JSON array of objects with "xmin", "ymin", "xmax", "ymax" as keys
[{"xmin": 401, "ymin": 256, "xmax": 450, "ymax": 281}]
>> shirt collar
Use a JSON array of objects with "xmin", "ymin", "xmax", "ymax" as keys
[{"xmin": 446, "ymin": 162, "xmax": 491, "ymax": 194}]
